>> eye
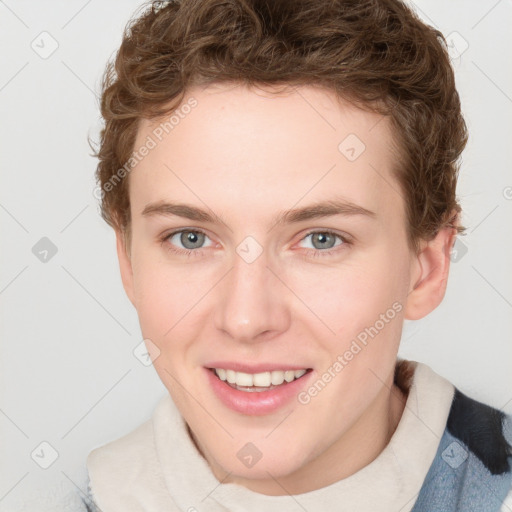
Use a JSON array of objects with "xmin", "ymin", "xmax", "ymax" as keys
[
  {"xmin": 160, "ymin": 228, "xmax": 350, "ymax": 258},
  {"xmin": 297, "ymin": 230, "xmax": 349, "ymax": 257},
  {"xmin": 161, "ymin": 229, "xmax": 213, "ymax": 256}
]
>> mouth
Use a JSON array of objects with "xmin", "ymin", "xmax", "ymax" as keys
[
  {"xmin": 208, "ymin": 367, "xmax": 312, "ymax": 392},
  {"xmin": 204, "ymin": 366, "xmax": 314, "ymax": 415}
]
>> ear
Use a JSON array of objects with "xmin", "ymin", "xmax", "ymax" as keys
[
  {"xmin": 115, "ymin": 229, "xmax": 136, "ymax": 307},
  {"xmin": 404, "ymin": 225, "xmax": 458, "ymax": 320}
]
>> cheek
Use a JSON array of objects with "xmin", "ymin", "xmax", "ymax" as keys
[
  {"xmin": 130, "ymin": 251, "xmax": 192, "ymax": 337},
  {"xmin": 286, "ymin": 250, "xmax": 407, "ymax": 335}
]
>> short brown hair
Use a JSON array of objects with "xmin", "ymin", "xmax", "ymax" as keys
[{"xmin": 92, "ymin": 0, "xmax": 468, "ymax": 253}]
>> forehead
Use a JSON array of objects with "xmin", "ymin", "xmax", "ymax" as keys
[{"xmin": 129, "ymin": 83, "xmax": 405, "ymax": 228}]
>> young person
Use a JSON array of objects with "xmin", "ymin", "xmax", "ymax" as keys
[{"xmin": 83, "ymin": 0, "xmax": 512, "ymax": 510}]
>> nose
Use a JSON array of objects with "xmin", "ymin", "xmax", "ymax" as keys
[{"xmin": 214, "ymin": 249, "xmax": 290, "ymax": 344}]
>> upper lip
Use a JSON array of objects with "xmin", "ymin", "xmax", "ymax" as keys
[{"xmin": 205, "ymin": 361, "xmax": 312, "ymax": 373}]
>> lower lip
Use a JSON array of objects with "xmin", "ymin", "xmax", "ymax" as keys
[{"xmin": 204, "ymin": 367, "xmax": 313, "ymax": 416}]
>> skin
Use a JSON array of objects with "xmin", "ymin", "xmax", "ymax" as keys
[{"xmin": 115, "ymin": 82, "xmax": 456, "ymax": 495}]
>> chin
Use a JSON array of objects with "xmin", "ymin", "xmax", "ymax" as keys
[{"xmin": 211, "ymin": 441, "xmax": 310, "ymax": 481}]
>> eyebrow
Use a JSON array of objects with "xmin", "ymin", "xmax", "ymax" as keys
[{"xmin": 141, "ymin": 198, "xmax": 376, "ymax": 227}]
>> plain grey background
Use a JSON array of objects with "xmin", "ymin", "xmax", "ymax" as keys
[{"xmin": 1, "ymin": 0, "xmax": 511, "ymax": 510}]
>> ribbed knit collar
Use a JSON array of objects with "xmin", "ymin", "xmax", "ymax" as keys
[
  {"xmin": 87, "ymin": 359, "xmax": 455, "ymax": 511},
  {"xmin": 156, "ymin": 359, "xmax": 454, "ymax": 511}
]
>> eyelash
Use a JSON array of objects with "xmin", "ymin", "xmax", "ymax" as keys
[{"xmin": 159, "ymin": 229, "xmax": 351, "ymax": 259}]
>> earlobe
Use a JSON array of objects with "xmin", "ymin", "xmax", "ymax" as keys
[
  {"xmin": 115, "ymin": 229, "xmax": 136, "ymax": 307},
  {"xmin": 404, "ymin": 227, "xmax": 457, "ymax": 320}
]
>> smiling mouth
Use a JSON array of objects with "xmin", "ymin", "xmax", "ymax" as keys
[{"xmin": 208, "ymin": 367, "xmax": 313, "ymax": 392}]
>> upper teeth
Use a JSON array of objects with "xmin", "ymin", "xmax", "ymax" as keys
[{"xmin": 214, "ymin": 368, "xmax": 307, "ymax": 387}]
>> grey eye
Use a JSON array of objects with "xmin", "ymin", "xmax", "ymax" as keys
[
  {"xmin": 178, "ymin": 230, "xmax": 207, "ymax": 249},
  {"xmin": 171, "ymin": 231, "xmax": 206, "ymax": 249},
  {"xmin": 308, "ymin": 232, "xmax": 339, "ymax": 250}
]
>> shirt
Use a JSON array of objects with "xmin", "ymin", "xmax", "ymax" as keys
[{"xmin": 84, "ymin": 359, "xmax": 512, "ymax": 511}]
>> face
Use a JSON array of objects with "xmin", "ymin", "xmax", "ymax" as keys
[{"xmin": 116, "ymin": 83, "xmax": 449, "ymax": 494}]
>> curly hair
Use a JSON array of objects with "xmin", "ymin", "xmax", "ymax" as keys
[{"xmin": 92, "ymin": 0, "xmax": 468, "ymax": 254}]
